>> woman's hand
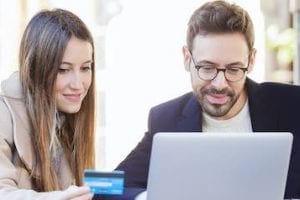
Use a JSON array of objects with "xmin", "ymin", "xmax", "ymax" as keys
[{"xmin": 63, "ymin": 185, "xmax": 94, "ymax": 200}]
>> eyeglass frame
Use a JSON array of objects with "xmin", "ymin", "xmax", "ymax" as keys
[{"xmin": 188, "ymin": 50, "xmax": 250, "ymax": 82}]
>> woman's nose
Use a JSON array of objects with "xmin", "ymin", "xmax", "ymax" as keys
[{"xmin": 69, "ymin": 72, "xmax": 83, "ymax": 89}]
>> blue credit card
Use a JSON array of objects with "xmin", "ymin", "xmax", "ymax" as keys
[{"xmin": 84, "ymin": 170, "xmax": 125, "ymax": 195}]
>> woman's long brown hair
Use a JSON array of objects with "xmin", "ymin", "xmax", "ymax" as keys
[{"xmin": 19, "ymin": 9, "xmax": 95, "ymax": 191}]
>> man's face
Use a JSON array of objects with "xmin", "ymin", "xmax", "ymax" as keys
[{"xmin": 183, "ymin": 33, "xmax": 255, "ymax": 120}]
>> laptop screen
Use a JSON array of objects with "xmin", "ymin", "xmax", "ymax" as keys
[{"xmin": 146, "ymin": 132, "xmax": 293, "ymax": 200}]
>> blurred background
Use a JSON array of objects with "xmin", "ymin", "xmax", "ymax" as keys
[{"xmin": 0, "ymin": 0, "xmax": 299, "ymax": 170}]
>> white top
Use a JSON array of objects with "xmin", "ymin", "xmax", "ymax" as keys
[
  {"xmin": 135, "ymin": 191, "xmax": 147, "ymax": 200},
  {"xmin": 202, "ymin": 100, "xmax": 253, "ymax": 133}
]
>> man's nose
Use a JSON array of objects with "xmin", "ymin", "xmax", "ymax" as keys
[{"xmin": 210, "ymin": 70, "xmax": 229, "ymax": 90}]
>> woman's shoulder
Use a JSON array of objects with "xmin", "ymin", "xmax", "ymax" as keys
[
  {"xmin": 0, "ymin": 81, "xmax": 34, "ymax": 172},
  {"xmin": 0, "ymin": 72, "xmax": 31, "ymax": 157},
  {"xmin": 1, "ymin": 71, "xmax": 24, "ymax": 99},
  {"xmin": 0, "ymin": 96, "xmax": 14, "ymax": 145}
]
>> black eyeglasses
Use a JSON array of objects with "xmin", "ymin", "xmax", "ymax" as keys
[{"xmin": 189, "ymin": 53, "xmax": 249, "ymax": 82}]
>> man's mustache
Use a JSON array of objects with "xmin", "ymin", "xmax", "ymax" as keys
[{"xmin": 201, "ymin": 88, "xmax": 234, "ymax": 97}]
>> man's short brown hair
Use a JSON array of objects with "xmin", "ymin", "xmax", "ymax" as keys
[{"xmin": 186, "ymin": 0, "xmax": 254, "ymax": 52}]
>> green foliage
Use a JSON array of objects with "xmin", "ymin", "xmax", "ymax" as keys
[{"xmin": 266, "ymin": 24, "xmax": 296, "ymax": 65}]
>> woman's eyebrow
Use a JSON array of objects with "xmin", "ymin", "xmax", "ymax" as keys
[{"xmin": 61, "ymin": 60, "xmax": 93, "ymax": 65}]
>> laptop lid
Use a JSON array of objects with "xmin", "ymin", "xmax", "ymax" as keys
[{"xmin": 146, "ymin": 132, "xmax": 293, "ymax": 200}]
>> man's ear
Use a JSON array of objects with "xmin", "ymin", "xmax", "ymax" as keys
[
  {"xmin": 182, "ymin": 46, "xmax": 191, "ymax": 72},
  {"xmin": 247, "ymin": 48, "xmax": 256, "ymax": 73}
]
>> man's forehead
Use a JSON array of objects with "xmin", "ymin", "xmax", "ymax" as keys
[{"xmin": 191, "ymin": 33, "xmax": 250, "ymax": 62}]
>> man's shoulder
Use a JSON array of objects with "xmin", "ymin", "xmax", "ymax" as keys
[
  {"xmin": 260, "ymin": 81, "xmax": 300, "ymax": 90},
  {"xmin": 147, "ymin": 92, "xmax": 197, "ymax": 132},
  {"xmin": 150, "ymin": 92, "xmax": 194, "ymax": 114},
  {"xmin": 248, "ymin": 80, "xmax": 300, "ymax": 113},
  {"xmin": 257, "ymin": 81, "xmax": 300, "ymax": 97},
  {"xmin": 247, "ymin": 78, "xmax": 300, "ymax": 96}
]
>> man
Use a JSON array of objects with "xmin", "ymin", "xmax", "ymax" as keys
[{"xmin": 116, "ymin": 1, "xmax": 300, "ymax": 198}]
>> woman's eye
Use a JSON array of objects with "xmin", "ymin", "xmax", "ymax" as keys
[
  {"xmin": 58, "ymin": 68, "xmax": 69, "ymax": 73},
  {"xmin": 81, "ymin": 66, "xmax": 91, "ymax": 71}
]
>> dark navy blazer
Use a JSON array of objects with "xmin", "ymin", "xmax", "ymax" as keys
[{"xmin": 116, "ymin": 78, "xmax": 300, "ymax": 198}]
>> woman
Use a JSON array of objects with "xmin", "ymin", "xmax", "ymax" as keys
[{"xmin": 0, "ymin": 9, "xmax": 96, "ymax": 199}]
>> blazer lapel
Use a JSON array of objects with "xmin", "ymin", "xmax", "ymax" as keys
[
  {"xmin": 176, "ymin": 94, "xmax": 202, "ymax": 132},
  {"xmin": 246, "ymin": 78, "xmax": 279, "ymax": 131}
]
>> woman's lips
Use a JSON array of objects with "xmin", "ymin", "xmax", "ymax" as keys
[{"xmin": 63, "ymin": 93, "xmax": 81, "ymax": 102}]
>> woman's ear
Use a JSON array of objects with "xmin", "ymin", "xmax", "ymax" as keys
[
  {"xmin": 247, "ymin": 48, "xmax": 257, "ymax": 73},
  {"xmin": 182, "ymin": 46, "xmax": 191, "ymax": 72}
]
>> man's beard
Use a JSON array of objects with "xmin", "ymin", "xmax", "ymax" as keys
[{"xmin": 196, "ymin": 87, "xmax": 239, "ymax": 117}]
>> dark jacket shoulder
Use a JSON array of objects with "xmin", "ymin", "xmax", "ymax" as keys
[
  {"xmin": 148, "ymin": 92, "xmax": 201, "ymax": 133},
  {"xmin": 150, "ymin": 92, "xmax": 194, "ymax": 118},
  {"xmin": 247, "ymin": 79, "xmax": 300, "ymax": 98}
]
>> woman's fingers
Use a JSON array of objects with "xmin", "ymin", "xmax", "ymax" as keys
[{"xmin": 62, "ymin": 185, "xmax": 93, "ymax": 200}]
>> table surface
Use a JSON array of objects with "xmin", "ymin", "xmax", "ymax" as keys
[
  {"xmin": 93, "ymin": 188, "xmax": 146, "ymax": 200},
  {"xmin": 92, "ymin": 188, "xmax": 300, "ymax": 200}
]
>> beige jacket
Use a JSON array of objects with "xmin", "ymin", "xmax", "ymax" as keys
[{"xmin": 0, "ymin": 72, "xmax": 76, "ymax": 199}]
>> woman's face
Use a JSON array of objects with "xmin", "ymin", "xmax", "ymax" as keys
[{"xmin": 55, "ymin": 36, "xmax": 93, "ymax": 113}]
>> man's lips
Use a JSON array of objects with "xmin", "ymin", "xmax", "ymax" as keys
[{"xmin": 206, "ymin": 94, "xmax": 229, "ymax": 104}]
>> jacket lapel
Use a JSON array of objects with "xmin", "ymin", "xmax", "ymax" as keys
[
  {"xmin": 5, "ymin": 97, "xmax": 36, "ymax": 173},
  {"xmin": 1, "ymin": 72, "xmax": 36, "ymax": 173},
  {"xmin": 246, "ymin": 78, "xmax": 279, "ymax": 131},
  {"xmin": 176, "ymin": 94, "xmax": 202, "ymax": 132}
]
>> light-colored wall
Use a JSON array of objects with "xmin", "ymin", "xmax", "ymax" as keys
[{"xmin": 0, "ymin": 0, "xmax": 273, "ymax": 170}]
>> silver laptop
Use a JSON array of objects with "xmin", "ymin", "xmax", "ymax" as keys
[{"xmin": 145, "ymin": 132, "xmax": 293, "ymax": 200}]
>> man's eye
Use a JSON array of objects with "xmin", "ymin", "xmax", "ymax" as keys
[
  {"xmin": 227, "ymin": 68, "xmax": 240, "ymax": 73},
  {"xmin": 199, "ymin": 66, "xmax": 215, "ymax": 72}
]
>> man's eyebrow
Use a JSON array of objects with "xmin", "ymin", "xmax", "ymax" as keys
[
  {"xmin": 197, "ymin": 60, "xmax": 245, "ymax": 67},
  {"xmin": 196, "ymin": 60, "xmax": 216, "ymax": 65},
  {"xmin": 225, "ymin": 61, "xmax": 245, "ymax": 67}
]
